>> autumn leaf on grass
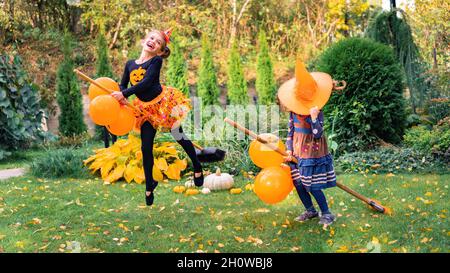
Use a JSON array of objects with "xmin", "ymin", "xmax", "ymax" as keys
[
  {"xmin": 234, "ymin": 236, "xmax": 245, "ymax": 243},
  {"xmin": 118, "ymin": 223, "xmax": 130, "ymax": 232},
  {"xmin": 336, "ymin": 245, "xmax": 349, "ymax": 253},
  {"xmin": 15, "ymin": 241, "xmax": 25, "ymax": 249},
  {"xmin": 30, "ymin": 218, "xmax": 42, "ymax": 225},
  {"xmin": 247, "ymin": 236, "xmax": 263, "ymax": 245}
]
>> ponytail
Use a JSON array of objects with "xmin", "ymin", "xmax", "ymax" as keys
[{"xmin": 161, "ymin": 46, "xmax": 171, "ymax": 59}]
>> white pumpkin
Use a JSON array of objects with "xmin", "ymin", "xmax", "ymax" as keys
[
  {"xmin": 201, "ymin": 187, "xmax": 211, "ymax": 194},
  {"xmin": 203, "ymin": 168, "xmax": 234, "ymax": 190},
  {"xmin": 185, "ymin": 180, "xmax": 195, "ymax": 188}
]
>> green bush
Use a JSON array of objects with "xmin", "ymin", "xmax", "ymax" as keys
[
  {"xmin": 315, "ymin": 38, "xmax": 407, "ymax": 153},
  {"xmin": 56, "ymin": 32, "xmax": 87, "ymax": 137},
  {"xmin": 227, "ymin": 41, "xmax": 248, "ymax": 105},
  {"xmin": 404, "ymin": 117, "xmax": 450, "ymax": 158},
  {"xmin": 167, "ymin": 35, "xmax": 190, "ymax": 96},
  {"xmin": 197, "ymin": 34, "xmax": 220, "ymax": 106},
  {"xmin": 255, "ymin": 30, "xmax": 276, "ymax": 105},
  {"xmin": 335, "ymin": 147, "xmax": 448, "ymax": 174},
  {"xmin": 30, "ymin": 148, "xmax": 91, "ymax": 178},
  {"xmin": 0, "ymin": 54, "xmax": 46, "ymax": 156}
]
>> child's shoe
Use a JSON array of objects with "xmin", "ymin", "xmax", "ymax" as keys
[
  {"xmin": 145, "ymin": 191, "xmax": 154, "ymax": 206},
  {"xmin": 294, "ymin": 210, "xmax": 319, "ymax": 222},
  {"xmin": 194, "ymin": 171, "xmax": 204, "ymax": 187},
  {"xmin": 319, "ymin": 213, "xmax": 336, "ymax": 225}
]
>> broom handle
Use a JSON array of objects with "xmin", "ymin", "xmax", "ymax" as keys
[
  {"xmin": 224, "ymin": 117, "xmax": 372, "ymax": 204},
  {"xmin": 74, "ymin": 69, "xmax": 206, "ymax": 151},
  {"xmin": 73, "ymin": 69, "xmax": 148, "ymax": 116}
]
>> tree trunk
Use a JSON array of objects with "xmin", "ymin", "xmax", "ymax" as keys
[
  {"xmin": 109, "ymin": 18, "xmax": 123, "ymax": 49},
  {"xmin": 390, "ymin": 0, "xmax": 396, "ymax": 9}
]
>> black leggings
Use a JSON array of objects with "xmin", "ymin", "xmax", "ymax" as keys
[{"xmin": 140, "ymin": 121, "xmax": 202, "ymax": 191}]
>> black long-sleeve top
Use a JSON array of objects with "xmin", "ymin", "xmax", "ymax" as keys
[{"xmin": 119, "ymin": 56, "xmax": 163, "ymax": 102}]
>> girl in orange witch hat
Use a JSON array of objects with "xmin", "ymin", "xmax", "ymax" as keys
[
  {"xmin": 279, "ymin": 58, "xmax": 345, "ymax": 226},
  {"xmin": 111, "ymin": 28, "xmax": 204, "ymax": 206}
]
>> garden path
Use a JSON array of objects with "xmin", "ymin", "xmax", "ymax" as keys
[{"xmin": 0, "ymin": 168, "xmax": 25, "ymax": 180}]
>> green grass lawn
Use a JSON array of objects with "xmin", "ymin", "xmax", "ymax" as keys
[{"xmin": 0, "ymin": 172, "xmax": 448, "ymax": 253}]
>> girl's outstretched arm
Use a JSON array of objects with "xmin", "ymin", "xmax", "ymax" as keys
[{"xmin": 121, "ymin": 57, "xmax": 162, "ymax": 98}]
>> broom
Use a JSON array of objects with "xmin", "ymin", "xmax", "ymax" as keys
[
  {"xmin": 224, "ymin": 117, "xmax": 391, "ymax": 214},
  {"xmin": 73, "ymin": 69, "xmax": 226, "ymax": 163}
]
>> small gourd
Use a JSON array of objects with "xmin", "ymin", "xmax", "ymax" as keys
[
  {"xmin": 185, "ymin": 180, "xmax": 195, "ymax": 188},
  {"xmin": 185, "ymin": 188, "xmax": 199, "ymax": 196},
  {"xmin": 230, "ymin": 188, "xmax": 242, "ymax": 194},
  {"xmin": 203, "ymin": 168, "xmax": 234, "ymax": 191},
  {"xmin": 173, "ymin": 185, "xmax": 186, "ymax": 193},
  {"xmin": 201, "ymin": 187, "xmax": 211, "ymax": 194}
]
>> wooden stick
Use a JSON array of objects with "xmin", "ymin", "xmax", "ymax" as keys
[{"xmin": 223, "ymin": 117, "xmax": 385, "ymax": 208}]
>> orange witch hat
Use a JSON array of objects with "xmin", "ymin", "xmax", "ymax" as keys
[{"xmin": 277, "ymin": 58, "xmax": 334, "ymax": 115}]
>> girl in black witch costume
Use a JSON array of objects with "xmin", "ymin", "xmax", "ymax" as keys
[{"xmin": 111, "ymin": 28, "xmax": 203, "ymax": 206}]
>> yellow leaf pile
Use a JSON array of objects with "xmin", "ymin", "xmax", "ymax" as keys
[{"xmin": 83, "ymin": 134, "xmax": 187, "ymax": 183}]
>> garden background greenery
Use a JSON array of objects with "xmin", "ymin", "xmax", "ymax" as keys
[{"xmin": 0, "ymin": 0, "xmax": 448, "ymax": 253}]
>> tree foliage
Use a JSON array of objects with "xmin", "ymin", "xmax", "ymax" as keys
[
  {"xmin": 197, "ymin": 34, "xmax": 220, "ymax": 106},
  {"xmin": 56, "ymin": 32, "xmax": 87, "ymax": 137},
  {"xmin": 227, "ymin": 41, "xmax": 248, "ymax": 104},
  {"xmin": 166, "ymin": 35, "xmax": 190, "ymax": 96},
  {"xmin": 366, "ymin": 9, "xmax": 438, "ymax": 112},
  {"xmin": 255, "ymin": 30, "xmax": 276, "ymax": 105}
]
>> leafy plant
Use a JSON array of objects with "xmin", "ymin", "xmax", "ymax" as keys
[
  {"xmin": 255, "ymin": 30, "xmax": 276, "ymax": 105},
  {"xmin": 30, "ymin": 148, "xmax": 91, "ymax": 178},
  {"xmin": 424, "ymin": 97, "xmax": 450, "ymax": 125},
  {"xmin": 197, "ymin": 34, "xmax": 220, "ymax": 106},
  {"xmin": 0, "ymin": 54, "xmax": 46, "ymax": 157},
  {"xmin": 227, "ymin": 41, "xmax": 248, "ymax": 105},
  {"xmin": 83, "ymin": 134, "xmax": 188, "ymax": 183},
  {"xmin": 404, "ymin": 117, "xmax": 450, "ymax": 158},
  {"xmin": 335, "ymin": 147, "xmax": 448, "ymax": 174},
  {"xmin": 56, "ymin": 32, "xmax": 87, "ymax": 137},
  {"xmin": 316, "ymin": 38, "xmax": 408, "ymax": 154}
]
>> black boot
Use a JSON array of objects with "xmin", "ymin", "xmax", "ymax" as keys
[{"xmin": 194, "ymin": 171, "xmax": 204, "ymax": 187}]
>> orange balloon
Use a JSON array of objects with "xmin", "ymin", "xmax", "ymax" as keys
[
  {"xmin": 88, "ymin": 95, "xmax": 120, "ymax": 125},
  {"xmin": 88, "ymin": 77, "xmax": 120, "ymax": 101},
  {"xmin": 254, "ymin": 166, "xmax": 293, "ymax": 204},
  {"xmin": 106, "ymin": 106, "xmax": 136, "ymax": 136},
  {"xmin": 249, "ymin": 133, "xmax": 286, "ymax": 168}
]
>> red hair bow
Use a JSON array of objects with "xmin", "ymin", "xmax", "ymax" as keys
[{"xmin": 162, "ymin": 27, "xmax": 173, "ymax": 44}]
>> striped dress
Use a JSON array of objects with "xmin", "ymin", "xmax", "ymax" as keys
[{"xmin": 286, "ymin": 111, "xmax": 336, "ymax": 192}]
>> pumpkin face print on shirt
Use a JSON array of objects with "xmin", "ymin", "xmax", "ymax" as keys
[{"xmin": 130, "ymin": 66, "xmax": 146, "ymax": 85}]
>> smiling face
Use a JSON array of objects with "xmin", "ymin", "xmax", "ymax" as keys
[{"xmin": 142, "ymin": 31, "xmax": 166, "ymax": 55}]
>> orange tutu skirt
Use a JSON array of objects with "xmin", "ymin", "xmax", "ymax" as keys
[{"xmin": 132, "ymin": 86, "xmax": 191, "ymax": 132}]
